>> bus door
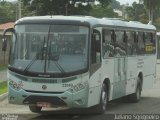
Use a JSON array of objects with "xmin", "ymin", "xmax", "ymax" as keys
[{"xmin": 113, "ymin": 31, "xmax": 127, "ymax": 99}]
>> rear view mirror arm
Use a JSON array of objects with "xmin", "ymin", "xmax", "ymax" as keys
[{"xmin": 2, "ymin": 28, "xmax": 15, "ymax": 52}]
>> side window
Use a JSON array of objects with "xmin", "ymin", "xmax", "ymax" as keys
[
  {"xmin": 126, "ymin": 31, "xmax": 137, "ymax": 56},
  {"xmin": 152, "ymin": 33, "xmax": 156, "ymax": 54},
  {"xmin": 102, "ymin": 29, "xmax": 114, "ymax": 58},
  {"xmin": 115, "ymin": 31, "xmax": 127, "ymax": 56},
  {"xmin": 145, "ymin": 32, "xmax": 156, "ymax": 54},
  {"xmin": 91, "ymin": 29, "xmax": 101, "ymax": 64},
  {"xmin": 137, "ymin": 32, "xmax": 145, "ymax": 55}
]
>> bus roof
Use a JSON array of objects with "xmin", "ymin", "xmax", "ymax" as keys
[{"xmin": 16, "ymin": 16, "xmax": 156, "ymax": 31}]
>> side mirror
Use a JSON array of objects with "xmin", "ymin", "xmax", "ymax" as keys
[
  {"xmin": 2, "ymin": 28, "xmax": 15, "ymax": 52},
  {"xmin": 2, "ymin": 38, "xmax": 7, "ymax": 51}
]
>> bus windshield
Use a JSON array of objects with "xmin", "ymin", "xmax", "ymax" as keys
[{"xmin": 10, "ymin": 24, "xmax": 89, "ymax": 74}]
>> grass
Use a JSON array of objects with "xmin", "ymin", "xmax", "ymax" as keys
[
  {"xmin": 0, "ymin": 81, "xmax": 8, "ymax": 95},
  {"xmin": 0, "ymin": 64, "xmax": 7, "ymax": 71}
]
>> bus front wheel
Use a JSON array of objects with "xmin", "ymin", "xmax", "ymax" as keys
[
  {"xmin": 29, "ymin": 105, "xmax": 42, "ymax": 113},
  {"xmin": 93, "ymin": 84, "xmax": 108, "ymax": 114}
]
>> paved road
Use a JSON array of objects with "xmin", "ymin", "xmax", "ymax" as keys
[{"xmin": 0, "ymin": 63, "xmax": 160, "ymax": 120}]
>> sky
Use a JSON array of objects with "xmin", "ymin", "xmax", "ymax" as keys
[
  {"xmin": 116, "ymin": 0, "xmax": 139, "ymax": 5},
  {"xmin": 6, "ymin": 0, "xmax": 16, "ymax": 1}
]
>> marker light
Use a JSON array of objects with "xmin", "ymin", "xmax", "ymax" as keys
[{"xmin": 9, "ymin": 80, "xmax": 23, "ymax": 91}]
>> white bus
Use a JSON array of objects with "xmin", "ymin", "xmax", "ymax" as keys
[{"xmin": 2, "ymin": 16, "xmax": 157, "ymax": 114}]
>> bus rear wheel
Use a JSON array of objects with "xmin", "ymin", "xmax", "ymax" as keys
[
  {"xmin": 29, "ymin": 105, "xmax": 42, "ymax": 113},
  {"xmin": 129, "ymin": 78, "xmax": 142, "ymax": 102},
  {"xmin": 93, "ymin": 84, "xmax": 108, "ymax": 114}
]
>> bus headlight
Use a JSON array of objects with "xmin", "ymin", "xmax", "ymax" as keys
[
  {"xmin": 68, "ymin": 81, "xmax": 88, "ymax": 93},
  {"xmin": 9, "ymin": 80, "xmax": 23, "ymax": 91}
]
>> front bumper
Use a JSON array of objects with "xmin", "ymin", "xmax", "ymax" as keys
[{"xmin": 8, "ymin": 85, "xmax": 89, "ymax": 108}]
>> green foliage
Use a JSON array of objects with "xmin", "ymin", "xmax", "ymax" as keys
[
  {"xmin": 0, "ymin": 64, "xmax": 7, "ymax": 71},
  {"xmin": 0, "ymin": 81, "xmax": 7, "ymax": 95},
  {"xmin": 99, "ymin": 0, "xmax": 111, "ymax": 7},
  {"xmin": 21, "ymin": 0, "xmax": 112, "ymax": 16},
  {"xmin": 22, "ymin": 0, "xmax": 90, "ymax": 16},
  {"xmin": 125, "ymin": 2, "xmax": 148, "ymax": 23},
  {"xmin": 5, "ymin": 0, "xmax": 160, "ymax": 31},
  {"xmin": 140, "ymin": 0, "xmax": 160, "ymax": 22},
  {"xmin": 0, "ymin": 0, "xmax": 114, "ymax": 22},
  {"xmin": 0, "ymin": 1, "xmax": 16, "ymax": 23},
  {"xmin": 112, "ymin": 0, "xmax": 121, "ymax": 10},
  {"xmin": 154, "ymin": 18, "xmax": 160, "ymax": 31},
  {"xmin": 125, "ymin": 0, "xmax": 160, "ymax": 31},
  {"xmin": 88, "ymin": 5, "xmax": 118, "ymax": 18},
  {"xmin": 142, "ymin": 0, "xmax": 160, "ymax": 10}
]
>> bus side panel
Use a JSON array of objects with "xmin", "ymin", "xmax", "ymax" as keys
[
  {"xmin": 87, "ymin": 86, "xmax": 101, "ymax": 107},
  {"xmin": 87, "ymin": 68, "xmax": 102, "ymax": 107},
  {"xmin": 101, "ymin": 58, "xmax": 114, "ymax": 101},
  {"xmin": 143, "ymin": 75, "xmax": 155, "ymax": 89},
  {"xmin": 87, "ymin": 58, "xmax": 115, "ymax": 107},
  {"xmin": 112, "ymin": 57, "xmax": 127, "ymax": 99},
  {"xmin": 142, "ymin": 55, "xmax": 156, "ymax": 89},
  {"xmin": 126, "ymin": 57, "xmax": 137, "ymax": 95}
]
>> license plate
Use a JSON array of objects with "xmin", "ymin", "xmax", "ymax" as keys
[{"xmin": 37, "ymin": 102, "xmax": 51, "ymax": 107}]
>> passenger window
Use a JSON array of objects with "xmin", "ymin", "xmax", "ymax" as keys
[
  {"xmin": 137, "ymin": 32, "xmax": 145, "ymax": 55},
  {"xmin": 152, "ymin": 33, "xmax": 156, "ymax": 54},
  {"xmin": 102, "ymin": 29, "xmax": 114, "ymax": 58},
  {"xmin": 115, "ymin": 31, "xmax": 127, "ymax": 56},
  {"xmin": 145, "ymin": 32, "xmax": 156, "ymax": 54},
  {"xmin": 126, "ymin": 31, "xmax": 137, "ymax": 56},
  {"xmin": 91, "ymin": 29, "xmax": 101, "ymax": 64}
]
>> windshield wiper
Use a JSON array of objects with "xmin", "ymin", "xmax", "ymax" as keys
[
  {"xmin": 47, "ymin": 48, "xmax": 65, "ymax": 73},
  {"xmin": 23, "ymin": 37, "xmax": 46, "ymax": 73},
  {"xmin": 54, "ymin": 60, "xmax": 65, "ymax": 73},
  {"xmin": 48, "ymin": 54, "xmax": 65, "ymax": 73}
]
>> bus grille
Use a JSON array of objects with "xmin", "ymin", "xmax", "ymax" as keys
[
  {"xmin": 23, "ymin": 96, "xmax": 66, "ymax": 106},
  {"xmin": 14, "ymin": 73, "xmax": 77, "ymax": 83},
  {"xmin": 32, "ymin": 77, "xmax": 76, "ymax": 83},
  {"xmin": 32, "ymin": 79, "xmax": 58, "ymax": 83}
]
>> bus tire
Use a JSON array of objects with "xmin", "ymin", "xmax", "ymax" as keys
[
  {"xmin": 29, "ymin": 105, "xmax": 42, "ymax": 113},
  {"xmin": 93, "ymin": 84, "xmax": 108, "ymax": 114},
  {"xmin": 129, "ymin": 78, "xmax": 142, "ymax": 103}
]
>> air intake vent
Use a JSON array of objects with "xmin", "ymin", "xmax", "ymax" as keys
[
  {"xmin": 23, "ymin": 96, "xmax": 66, "ymax": 106},
  {"xmin": 32, "ymin": 77, "xmax": 76, "ymax": 83},
  {"xmin": 32, "ymin": 79, "xmax": 58, "ymax": 83}
]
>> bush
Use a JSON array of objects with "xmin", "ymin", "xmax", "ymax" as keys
[
  {"xmin": 0, "ymin": 64, "xmax": 7, "ymax": 71},
  {"xmin": 0, "ymin": 81, "xmax": 7, "ymax": 95}
]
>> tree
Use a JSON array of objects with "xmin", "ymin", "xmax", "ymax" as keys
[
  {"xmin": 112, "ymin": 0, "xmax": 121, "ymax": 10},
  {"xmin": 98, "ymin": 0, "xmax": 111, "ymax": 7},
  {"xmin": 22, "ymin": 0, "xmax": 112, "ymax": 16},
  {"xmin": 140, "ymin": 0, "xmax": 160, "ymax": 23},
  {"xmin": 0, "ymin": 1, "xmax": 16, "ymax": 23},
  {"xmin": 125, "ymin": 2, "xmax": 148, "ymax": 23},
  {"xmin": 88, "ymin": 4, "xmax": 118, "ymax": 18},
  {"xmin": 22, "ymin": 0, "xmax": 90, "ymax": 16}
]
